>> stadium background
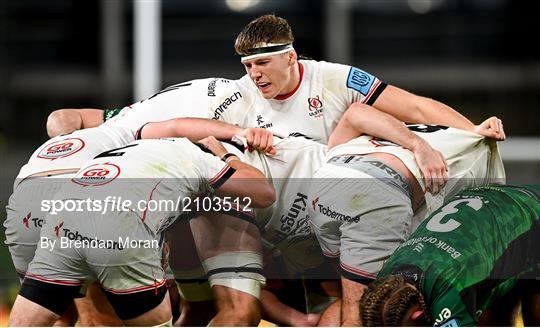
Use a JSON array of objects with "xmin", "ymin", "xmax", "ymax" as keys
[{"xmin": 0, "ymin": 0, "xmax": 539, "ymax": 324}]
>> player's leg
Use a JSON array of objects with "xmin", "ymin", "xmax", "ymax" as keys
[
  {"xmin": 168, "ymin": 219, "xmax": 217, "ymax": 326},
  {"xmin": 9, "ymin": 294, "xmax": 61, "ymax": 326},
  {"xmin": 73, "ymin": 282, "xmax": 123, "ymax": 326},
  {"xmin": 189, "ymin": 211, "xmax": 264, "ymax": 326}
]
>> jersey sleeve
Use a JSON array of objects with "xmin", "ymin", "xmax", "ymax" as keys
[
  {"xmin": 320, "ymin": 61, "xmax": 387, "ymax": 106},
  {"xmin": 103, "ymin": 108, "xmax": 124, "ymax": 122},
  {"xmin": 189, "ymin": 143, "xmax": 236, "ymax": 191},
  {"xmin": 430, "ymin": 286, "xmax": 476, "ymax": 327}
]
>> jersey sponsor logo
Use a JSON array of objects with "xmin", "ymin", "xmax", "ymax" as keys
[
  {"xmin": 268, "ymin": 193, "xmax": 313, "ymax": 246},
  {"xmin": 315, "ymin": 201, "xmax": 361, "ymax": 223},
  {"xmin": 53, "ymin": 224, "xmax": 124, "ymax": 250},
  {"xmin": 256, "ymin": 115, "xmax": 273, "ymax": 128},
  {"xmin": 212, "ymin": 92, "xmax": 242, "ymax": 120},
  {"xmin": 22, "ymin": 212, "xmax": 44, "ymax": 229},
  {"xmin": 307, "ymin": 95, "xmax": 324, "ymax": 118},
  {"xmin": 346, "ymin": 67, "xmax": 376, "ymax": 96},
  {"xmin": 434, "ymin": 308, "xmax": 453, "ymax": 326},
  {"xmin": 398, "ymin": 235, "xmax": 462, "ymax": 259},
  {"xmin": 37, "ymin": 138, "xmax": 85, "ymax": 160},
  {"xmin": 54, "ymin": 221, "xmax": 64, "ymax": 237},
  {"xmin": 280, "ymin": 193, "xmax": 308, "ymax": 234},
  {"xmin": 72, "ymin": 163, "xmax": 121, "ymax": 187},
  {"xmin": 207, "ymin": 78, "xmax": 230, "ymax": 96}
]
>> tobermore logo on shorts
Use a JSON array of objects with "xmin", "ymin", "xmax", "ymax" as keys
[
  {"xmin": 55, "ymin": 224, "xmax": 124, "ymax": 250},
  {"xmin": 307, "ymin": 95, "xmax": 323, "ymax": 118},
  {"xmin": 37, "ymin": 138, "xmax": 85, "ymax": 160},
  {"xmin": 72, "ymin": 163, "xmax": 121, "ymax": 186},
  {"xmin": 316, "ymin": 202, "xmax": 361, "ymax": 223},
  {"xmin": 54, "ymin": 221, "xmax": 64, "ymax": 237},
  {"xmin": 212, "ymin": 92, "xmax": 242, "ymax": 120},
  {"xmin": 22, "ymin": 212, "xmax": 44, "ymax": 229}
]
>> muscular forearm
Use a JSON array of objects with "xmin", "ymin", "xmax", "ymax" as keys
[
  {"xmin": 346, "ymin": 104, "xmax": 429, "ymax": 153},
  {"xmin": 340, "ymin": 277, "xmax": 367, "ymax": 326},
  {"xmin": 260, "ymin": 289, "xmax": 314, "ymax": 326},
  {"xmin": 141, "ymin": 118, "xmax": 242, "ymax": 141},
  {"xmin": 414, "ymin": 96, "xmax": 475, "ymax": 131},
  {"xmin": 374, "ymin": 85, "xmax": 475, "ymax": 131}
]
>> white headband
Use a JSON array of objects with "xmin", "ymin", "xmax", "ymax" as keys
[{"xmin": 240, "ymin": 43, "xmax": 294, "ymax": 62}]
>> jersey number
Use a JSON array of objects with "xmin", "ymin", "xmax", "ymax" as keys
[
  {"xmin": 95, "ymin": 144, "xmax": 138, "ymax": 159},
  {"xmin": 426, "ymin": 198, "xmax": 483, "ymax": 233}
]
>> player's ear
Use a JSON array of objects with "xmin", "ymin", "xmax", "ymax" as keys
[
  {"xmin": 410, "ymin": 310, "xmax": 429, "ymax": 326},
  {"xmin": 288, "ymin": 51, "xmax": 297, "ymax": 66}
]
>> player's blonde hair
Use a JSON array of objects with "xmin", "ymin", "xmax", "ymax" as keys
[
  {"xmin": 234, "ymin": 14, "xmax": 294, "ymax": 56},
  {"xmin": 360, "ymin": 275, "xmax": 430, "ymax": 326}
]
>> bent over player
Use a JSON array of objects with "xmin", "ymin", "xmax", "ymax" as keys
[
  {"xmin": 307, "ymin": 108, "xmax": 505, "ymax": 325},
  {"xmin": 8, "ymin": 136, "xmax": 274, "ymax": 326},
  {"xmin": 360, "ymin": 185, "xmax": 540, "ymax": 327}
]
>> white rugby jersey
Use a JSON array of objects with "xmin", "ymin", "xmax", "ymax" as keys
[
  {"xmin": 227, "ymin": 137, "xmax": 328, "ymax": 275},
  {"xmin": 103, "ymin": 78, "xmax": 232, "ymax": 130},
  {"xmin": 56, "ymin": 138, "xmax": 233, "ymax": 236},
  {"xmin": 15, "ymin": 125, "xmax": 136, "ymax": 188},
  {"xmin": 212, "ymin": 60, "xmax": 386, "ymax": 144},
  {"xmin": 326, "ymin": 125, "xmax": 506, "ymax": 216}
]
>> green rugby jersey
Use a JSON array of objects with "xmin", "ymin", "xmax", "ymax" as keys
[{"xmin": 378, "ymin": 185, "xmax": 540, "ymax": 327}]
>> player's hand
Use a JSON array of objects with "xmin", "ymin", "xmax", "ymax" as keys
[
  {"xmin": 411, "ymin": 139, "xmax": 448, "ymax": 195},
  {"xmin": 239, "ymin": 127, "xmax": 276, "ymax": 155},
  {"xmin": 197, "ymin": 136, "xmax": 228, "ymax": 158},
  {"xmin": 473, "ymin": 116, "xmax": 506, "ymax": 141}
]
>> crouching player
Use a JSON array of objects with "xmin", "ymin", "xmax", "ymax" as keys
[
  {"xmin": 307, "ymin": 106, "xmax": 506, "ymax": 325},
  {"xmin": 8, "ymin": 136, "xmax": 274, "ymax": 326},
  {"xmin": 360, "ymin": 184, "xmax": 540, "ymax": 326}
]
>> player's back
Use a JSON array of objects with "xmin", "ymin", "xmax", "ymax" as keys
[
  {"xmin": 379, "ymin": 185, "xmax": 540, "ymax": 326},
  {"xmin": 56, "ymin": 138, "xmax": 229, "ymax": 235},
  {"xmin": 246, "ymin": 137, "xmax": 328, "ymax": 276},
  {"xmin": 15, "ymin": 125, "xmax": 136, "ymax": 188},
  {"xmin": 104, "ymin": 78, "xmax": 229, "ymax": 130}
]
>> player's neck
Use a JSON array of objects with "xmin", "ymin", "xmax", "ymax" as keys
[{"xmin": 275, "ymin": 62, "xmax": 303, "ymax": 100}]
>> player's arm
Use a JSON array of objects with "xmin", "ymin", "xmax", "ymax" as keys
[
  {"xmin": 329, "ymin": 102, "xmax": 448, "ymax": 194},
  {"xmin": 340, "ymin": 277, "xmax": 368, "ymax": 326},
  {"xmin": 46, "ymin": 108, "xmax": 104, "ymax": 137},
  {"xmin": 140, "ymin": 118, "xmax": 275, "ymax": 154},
  {"xmin": 260, "ymin": 289, "xmax": 320, "ymax": 326},
  {"xmin": 373, "ymin": 86, "xmax": 505, "ymax": 140},
  {"xmin": 199, "ymin": 136, "xmax": 275, "ymax": 209}
]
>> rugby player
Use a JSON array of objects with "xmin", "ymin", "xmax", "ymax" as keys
[
  {"xmin": 140, "ymin": 118, "xmax": 327, "ymax": 326},
  {"xmin": 4, "ymin": 125, "xmax": 136, "ymax": 325},
  {"xmin": 226, "ymin": 14, "xmax": 504, "ymax": 146},
  {"xmin": 307, "ymin": 106, "xmax": 506, "ymax": 325},
  {"xmin": 137, "ymin": 113, "xmax": 496, "ymax": 326},
  {"xmin": 359, "ymin": 185, "xmax": 540, "ymax": 327},
  {"xmin": 8, "ymin": 135, "xmax": 274, "ymax": 326}
]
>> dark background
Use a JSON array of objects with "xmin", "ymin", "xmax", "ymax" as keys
[{"xmin": 0, "ymin": 0, "xmax": 539, "ymax": 321}]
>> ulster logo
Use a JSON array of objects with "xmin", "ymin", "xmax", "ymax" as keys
[
  {"xmin": 72, "ymin": 163, "xmax": 121, "ymax": 186},
  {"xmin": 37, "ymin": 138, "xmax": 85, "ymax": 160},
  {"xmin": 307, "ymin": 96, "xmax": 323, "ymax": 118}
]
